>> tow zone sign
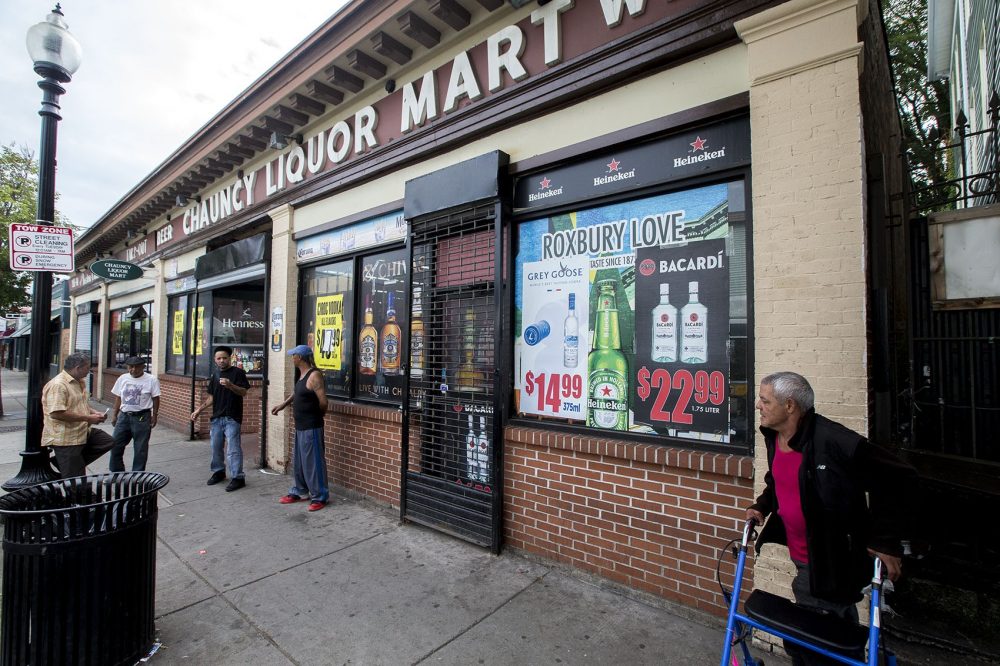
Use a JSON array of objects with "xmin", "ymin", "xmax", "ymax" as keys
[{"xmin": 9, "ymin": 223, "xmax": 75, "ymax": 272}]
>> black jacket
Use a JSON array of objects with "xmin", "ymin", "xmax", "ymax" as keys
[{"xmin": 750, "ymin": 410, "xmax": 916, "ymax": 604}]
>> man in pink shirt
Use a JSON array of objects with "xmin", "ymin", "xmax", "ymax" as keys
[{"xmin": 746, "ymin": 372, "xmax": 916, "ymax": 665}]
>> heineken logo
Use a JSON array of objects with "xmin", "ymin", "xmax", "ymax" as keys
[
  {"xmin": 674, "ymin": 135, "xmax": 726, "ymax": 168},
  {"xmin": 528, "ymin": 175, "xmax": 563, "ymax": 202},
  {"xmin": 593, "ymin": 158, "xmax": 635, "ymax": 187}
]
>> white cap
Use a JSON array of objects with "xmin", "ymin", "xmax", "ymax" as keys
[
  {"xmin": 689, "ymin": 281, "xmax": 699, "ymax": 292},
  {"xmin": 659, "ymin": 283, "xmax": 669, "ymax": 295}
]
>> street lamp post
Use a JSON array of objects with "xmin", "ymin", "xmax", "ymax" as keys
[{"xmin": 3, "ymin": 4, "xmax": 82, "ymax": 491}]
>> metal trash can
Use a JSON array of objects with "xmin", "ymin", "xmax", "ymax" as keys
[{"xmin": 0, "ymin": 472, "xmax": 169, "ymax": 666}]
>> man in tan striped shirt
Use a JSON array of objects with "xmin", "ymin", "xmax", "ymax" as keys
[{"xmin": 42, "ymin": 352, "xmax": 114, "ymax": 478}]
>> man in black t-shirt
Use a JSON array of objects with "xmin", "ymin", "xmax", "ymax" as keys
[{"xmin": 191, "ymin": 346, "xmax": 251, "ymax": 491}]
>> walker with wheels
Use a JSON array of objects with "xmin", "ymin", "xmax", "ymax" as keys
[{"xmin": 718, "ymin": 518, "xmax": 897, "ymax": 666}]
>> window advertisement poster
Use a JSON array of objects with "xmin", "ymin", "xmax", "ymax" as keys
[
  {"xmin": 296, "ymin": 210, "xmax": 406, "ymax": 263},
  {"xmin": 632, "ymin": 238, "xmax": 729, "ymax": 437},
  {"xmin": 514, "ymin": 183, "xmax": 731, "ymax": 440},
  {"xmin": 189, "ymin": 307, "xmax": 205, "ymax": 356},
  {"xmin": 356, "ymin": 248, "xmax": 408, "ymax": 402},
  {"xmin": 314, "ymin": 294, "xmax": 344, "ymax": 370},
  {"xmin": 172, "ymin": 310, "xmax": 185, "ymax": 355}
]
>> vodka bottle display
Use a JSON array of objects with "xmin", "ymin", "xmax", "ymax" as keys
[
  {"xmin": 380, "ymin": 291, "xmax": 401, "ymax": 375},
  {"xmin": 587, "ymin": 280, "xmax": 629, "ymax": 431},
  {"xmin": 466, "ymin": 414, "xmax": 478, "ymax": 481},
  {"xmin": 477, "ymin": 415, "xmax": 489, "ymax": 483},
  {"xmin": 651, "ymin": 283, "xmax": 677, "ymax": 363},
  {"xmin": 563, "ymin": 293, "xmax": 579, "ymax": 368},
  {"xmin": 681, "ymin": 280, "xmax": 707, "ymax": 363},
  {"xmin": 410, "ymin": 287, "xmax": 424, "ymax": 376},
  {"xmin": 358, "ymin": 295, "xmax": 378, "ymax": 375}
]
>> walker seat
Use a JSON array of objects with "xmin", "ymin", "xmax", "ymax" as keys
[{"xmin": 744, "ymin": 589, "xmax": 869, "ymax": 654}]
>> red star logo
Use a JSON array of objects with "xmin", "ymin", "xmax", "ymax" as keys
[
  {"xmin": 690, "ymin": 136, "xmax": 707, "ymax": 152},
  {"xmin": 540, "ymin": 177, "xmax": 551, "ymax": 189},
  {"xmin": 601, "ymin": 385, "xmax": 612, "ymax": 396},
  {"xmin": 606, "ymin": 158, "xmax": 621, "ymax": 172}
]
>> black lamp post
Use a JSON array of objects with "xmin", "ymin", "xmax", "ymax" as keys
[{"xmin": 3, "ymin": 5, "xmax": 82, "ymax": 491}]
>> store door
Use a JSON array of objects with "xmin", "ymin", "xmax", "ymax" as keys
[{"xmin": 400, "ymin": 153, "xmax": 509, "ymax": 552}]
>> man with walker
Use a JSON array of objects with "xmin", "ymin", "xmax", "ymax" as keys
[{"xmin": 745, "ymin": 372, "xmax": 916, "ymax": 665}]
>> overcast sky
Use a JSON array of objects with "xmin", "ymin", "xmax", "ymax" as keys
[{"xmin": 1, "ymin": 1, "xmax": 348, "ymax": 229}]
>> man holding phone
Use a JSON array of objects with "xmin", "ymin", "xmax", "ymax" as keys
[
  {"xmin": 42, "ymin": 352, "xmax": 114, "ymax": 478},
  {"xmin": 191, "ymin": 346, "xmax": 250, "ymax": 491}
]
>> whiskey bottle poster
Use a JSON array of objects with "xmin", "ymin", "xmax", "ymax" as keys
[
  {"xmin": 517, "ymin": 256, "xmax": 590, "ymax": 420},
  {"xmin": 314, "ymin": 294, "xmax": 344, "ymax": 370},
  {"xmin": 632, "ymin": 237, "xmax": 729, "ymax": 437},
  {"xmin": 356, "ymin": 248, "xmax": 408, "ymax": 402}
]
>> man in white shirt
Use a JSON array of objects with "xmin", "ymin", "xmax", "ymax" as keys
[{"xmin": 110, "ymin": 356, "xmax": 161, "ymax": 472}]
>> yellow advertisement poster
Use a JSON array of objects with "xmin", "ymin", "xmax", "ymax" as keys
[
  {"xmin": 172, "ymin": 310, "xmax": 185, "ymax": 355},
  {"xmin": 189, "ymin": 306, "xmax": 204, "ymax": 356},
  {"xmin": 315, "ymin": 295, "xmax": 343, "ymax": 370}
]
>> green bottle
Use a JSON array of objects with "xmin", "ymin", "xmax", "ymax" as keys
[{"xmin": 587, "ymin": 280, "xmax": 629, "ymax": 431}]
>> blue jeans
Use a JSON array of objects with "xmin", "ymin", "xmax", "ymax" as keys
[
  {"xmin": 210, "ymin": 416, "xmax": 244, "ymax": 480},
  {"xmin": 110, "ymin": 411, "xmax": 152, "ymax": 472}
]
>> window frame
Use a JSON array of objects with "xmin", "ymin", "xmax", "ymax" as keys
[
  {"xmin": 297, "ymin": 240, "xmax": 409, "ymax": 406},
  {"xmin": 508, "ymin": 168, "xmax": 755, "ymax": 455}
]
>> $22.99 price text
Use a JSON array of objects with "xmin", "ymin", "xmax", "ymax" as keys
[
  {"xmin": 523, "ymin": 371, "xmax": 583, "ymax": 414},
  {"xmin": 635, "ymin": 368, "xmax": 725, "ymax": 424}
]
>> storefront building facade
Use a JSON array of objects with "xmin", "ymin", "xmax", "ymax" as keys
[{"xmin": 71, "ymin": 0, "xmax": 905, "ymax": 628}]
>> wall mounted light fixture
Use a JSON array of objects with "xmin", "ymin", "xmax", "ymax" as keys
[
  {"xmin": 269, "ymin": 131, "xmax": 303, "ymax": 150},
  {"xmin": 175, "ymin": 193, "xmax": 201, "ymax": 207}
]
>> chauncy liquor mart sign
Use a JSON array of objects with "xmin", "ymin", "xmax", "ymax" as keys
[{"xmin": 153, "ymin": 0, "xmax": 676, "ymax": 252}]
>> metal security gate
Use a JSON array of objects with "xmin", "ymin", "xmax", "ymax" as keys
[{"xmin": 401, "ymin": 203, "xmax": 506, "ymax": 551}]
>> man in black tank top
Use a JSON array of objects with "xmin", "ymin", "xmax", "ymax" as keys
[{"xmin": 271, "ymin": 344, "xmax": 329, "ymax": 511}]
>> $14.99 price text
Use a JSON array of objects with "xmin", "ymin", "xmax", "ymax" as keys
[
  {"xmin": 523, "ymin": 371, "xmax": 583, "ymax": 414},
  {"xmin": 635, "ymin": 368, "xmax": 725, "ymax": 424}
]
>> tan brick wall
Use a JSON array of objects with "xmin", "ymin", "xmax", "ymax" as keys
[{"xmin": 737, "ymin": 0, "xmax": 869, "ymax": 652}]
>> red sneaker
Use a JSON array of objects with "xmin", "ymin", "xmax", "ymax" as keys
[
  {"xmin": 307, "ymin": 501, "xmax": 326, "ymax": 512},
  {"xmin": 279, "ymin": 495, "xmax": 302, "ymax": 504}
]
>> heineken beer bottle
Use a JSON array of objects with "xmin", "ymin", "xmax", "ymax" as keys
[{"xmin": 587, "ymin": 280, "xmax": 629, "ymax": 431}]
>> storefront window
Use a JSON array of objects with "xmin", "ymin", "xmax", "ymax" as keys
[
  {"xmin": 300, "ymin": 247, "xmax": 408, "ymax": 403},
  {"xmin": 166, "ymin": 294, "xmax": 187, "ymax": 374},
  {"xmin": 211, "ymin": 288, "xmax": 265, "ymax": 375},
  {"xmin": 107, "ymin": 303, "xmax": 153, "ymax": 370},
  {"xmin": 513, "ymin": 181, "xmax": 750, "ymax": 449},
  {"xmin": 165, "ymin": 293, "xmax": 213, "ymax": 376}
]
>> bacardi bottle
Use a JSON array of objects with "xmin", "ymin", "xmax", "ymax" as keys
[
  {"xmin": 477, "ymin": 415, "xmax": 489, "ymax": 483},
  {"xmin": 358, "ymin": 295, "xmax": 378, "ymax": 375},
  {"xmin": 466, "ymin": 414, "xmax": 478, "ymax": 481},
  {"xmin": 563, "ymin": 293, "xmax": 579, "ymax": 368},
  {"xmin": 587, "ymin": 280, "xmax": 629, "ymax": 431},
  {"xmin": 380, "ymin": 291, "xmax": 401, "ymax": 376},
  {"xmin": 651, "ymin": 283, "xmax": 677, "ymax": 363},
  {"xmin": 681, "ymin": 281, "xmax": 707, "ymax": 363}
]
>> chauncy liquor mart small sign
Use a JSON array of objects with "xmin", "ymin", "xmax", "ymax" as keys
[{"xmin": 90, "ymin": 259, "xmax": 144, "ymax": 281}]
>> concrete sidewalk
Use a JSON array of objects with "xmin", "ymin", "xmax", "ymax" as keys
[
  {"xmin": 0, "ymin": 368, "xmax": 734, "ymax": 665},
  {"xmin": 0, "ymin": 369, "xmax": 973, "ymax": 665}
]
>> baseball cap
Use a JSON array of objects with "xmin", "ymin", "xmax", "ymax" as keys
[
  {"xmin": 124, "ymin": 356, "xmax": 145, "ymax": 366},
  {"xmin": 287, "ymin": 344, "xmax": 313, "ymax": 357}
]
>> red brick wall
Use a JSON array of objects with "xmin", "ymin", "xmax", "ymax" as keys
[
  {"xmin": 282, "ymin": 402, "xmax": 402, "ymax": 506},
  {"xmin": 280, "ymin": 401, "xmax": 755, "ymax": 618},
  {"xmin": 503, "ymin": 426, "xmax": 755, "ymax": 617}
]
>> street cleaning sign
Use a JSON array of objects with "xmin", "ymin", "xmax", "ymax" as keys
[
  {"xmin": 9, "ymin": 223, "xmax": 75, "ymax": 272},
  {"xmin": 90, "ymin": 259, "xmax": 143, "ymax": 281}
]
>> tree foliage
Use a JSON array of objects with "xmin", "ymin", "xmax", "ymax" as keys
[
  {"xmin": 882, "ymin": 0, "xmax": 950, "ymax": 189},
  {"xmin": 0, "ymin": 144, "xmax": 37, "ymax": 315}
]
